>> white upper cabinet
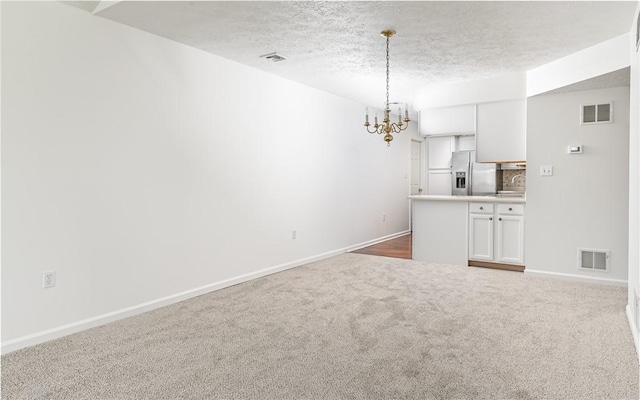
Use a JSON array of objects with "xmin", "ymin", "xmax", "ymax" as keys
[
  {"xmin": 427, "ymin": 136, "xmax": 454, "ymax": 169},
  {"xmin": 458, "ymin": 135, "xmax": 476, "ymax": 151},
  {"xmin": 476, "ymin": 99, "xmax": 526, "ymax": 162},
  {"xmin": 420, "ymin": 105, "xmax": 476, "ymax": 136}
]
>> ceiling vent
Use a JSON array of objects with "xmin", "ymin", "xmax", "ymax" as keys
[
  {"xmin": 581, "ymin": 103, "xmax": 612, "ymax": 124},
  {"xmin": 260, "ymin": 52, "xmax": 287, "ymax": 62},
  {"xmin": 578, "ymin": 248, "xmax": 610, "ymax": 271}
]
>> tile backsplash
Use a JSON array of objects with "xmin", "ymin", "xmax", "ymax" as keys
[{"xmin": 502, "ymin": 169, "xmax": 527, "ymax": 191}]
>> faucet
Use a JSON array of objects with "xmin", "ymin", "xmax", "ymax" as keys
[{"xmin": 510, "ymin": 174, "xmax": 525, "ymax": 184}]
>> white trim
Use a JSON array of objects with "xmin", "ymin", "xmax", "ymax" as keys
[
  {"xmin": 626, "ymin": 305, "xmax": 640, "ymax": 364},
  {"xmin": 524, "ymin": 269, "xmax": 627, "ymax": 287},
  {"xmin": 1, "ymin": 230, "xmax": 411, "ymax": 355}
]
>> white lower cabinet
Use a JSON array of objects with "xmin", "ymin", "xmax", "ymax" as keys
[
  {"xmin": 496, "ymin": 212, "xmax": 525, "ymax": 264},
  {"xmin": 469, "ymin": 202, "xmax": 524, "ymax": 266},
  {"xmin": 469, "ymin": 203, "xmax": 494, "ymax": 261}
]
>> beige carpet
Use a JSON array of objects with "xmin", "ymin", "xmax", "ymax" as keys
[{"xmin": 2, "ymin": 253, "xmax": 639, "ymax": 399}]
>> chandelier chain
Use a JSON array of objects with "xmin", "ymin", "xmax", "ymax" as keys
[{"xmin": 385, "ymin": 34, "xmax": 390, "ymax": 107}]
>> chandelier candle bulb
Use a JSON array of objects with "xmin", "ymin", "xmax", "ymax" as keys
[{"xmin": 398, "ymin": 107, "xmax": 402, "ymax": 123}]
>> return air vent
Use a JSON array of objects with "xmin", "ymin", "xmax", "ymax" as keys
[
  {"xmin": 577, "ymin": 248, "xmax": 610, "ymax": 271},
  {"xmin": 581, "ymin": 103, "xmax": 612, "ymax": 124}
]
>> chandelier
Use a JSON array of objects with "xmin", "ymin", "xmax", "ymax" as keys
[{"xmin": 364, "ymin": 30, "xmax": 410, "ymax": 146}]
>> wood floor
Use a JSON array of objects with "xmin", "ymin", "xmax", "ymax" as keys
[
  {"xmin": 350, "ymin": 234, "xmax": 524, "ymax": 271},
  {"xmin": 350, "ymin": 234, "xmax": 412, "ymax": 259}
]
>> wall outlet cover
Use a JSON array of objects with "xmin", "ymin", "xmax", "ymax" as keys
[
  {"xmin": 43, "ymin": 271, "xmax": 56, "ymax": 288},
  {"xmin": 540, "ymin": 165, "xmax": 553, "ymax": 176}
]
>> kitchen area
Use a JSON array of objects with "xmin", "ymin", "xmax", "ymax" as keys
[
  {"xmin": 409, "ymin": 71, "xmax": 630, "ymax": 286},
  {"xmin": 410, "ymin": 99, "xmax": 528, "ymax": 271}
]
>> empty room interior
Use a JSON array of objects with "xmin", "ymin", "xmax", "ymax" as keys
[{"xmin": 2, "ymin": 1, "xmax": 640, "ymax": 399}]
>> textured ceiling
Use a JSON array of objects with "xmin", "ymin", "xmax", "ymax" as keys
[{"xmin": 80, "ymin": 1, "xmax": 637, "ymax": 108}]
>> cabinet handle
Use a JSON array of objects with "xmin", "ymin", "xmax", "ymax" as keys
[
  {"xmin": 479, "ymin": 207, "xmax": 484, "ymax": 210},
  {"xmin": 508, "ymin": 207, "xmax": 513, "ymax": 211},
  {"xmin": 489, "ymin": 217, "xmax": 493, "ymax": 221},
  {"xmin": 499, "ymin": 217, "xmax": 502, "ymax": 221}
]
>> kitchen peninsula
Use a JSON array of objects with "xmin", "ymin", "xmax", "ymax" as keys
[{"xmin": 410, "ymin": 195, "xmax": 526, "ymax": 271}]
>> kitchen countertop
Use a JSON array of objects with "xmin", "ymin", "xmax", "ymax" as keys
[{"xmin": 408, "ymin": 195, "xmax": 526, "ymax": 203}]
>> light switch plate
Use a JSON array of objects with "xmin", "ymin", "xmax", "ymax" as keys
[{"xmin": 540, "ymin": 165, "xmax": 553, "ymax": 176}]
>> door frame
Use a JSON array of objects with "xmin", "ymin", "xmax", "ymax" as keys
[{"xmin": 410, "ymin": 138, "xmax": 426, "ymax": 231}]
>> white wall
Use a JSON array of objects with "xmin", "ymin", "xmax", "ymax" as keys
[
  {"xmin": 1, "ymin": 2, "xmax": 412, "ymax": 351},
  {"xmin": 627, "ymin": 1, "xmax": 640, "ymax": 358},
  {"xmin": 525, "ymin": 86, "xmax": 630, "ymax": 284}
]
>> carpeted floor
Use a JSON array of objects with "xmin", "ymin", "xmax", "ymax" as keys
[{"xmin": 2, "ymin": 253, "xmax": 639, "ymax": 399}]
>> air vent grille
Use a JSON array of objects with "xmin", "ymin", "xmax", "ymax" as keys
[
  {"xmin": 581, "ymin": 103, "xmax": 612, "ymax": 124},
  {"xmin": 578, "ymin": 248, "xmax": 610, "ymax": 271},
  {"xmin": 259, "ymin": 52, "xmax": 287, "ymax": 62}
]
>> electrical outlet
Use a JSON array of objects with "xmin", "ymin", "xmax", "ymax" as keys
[
  {"xmin": 43, "ymin": 271, "xmax": 56, "ymax": 288},
  {"xmin": 540, "ymin": 165, "xmax": 553, "ymax": 176},
  {"xmin": 292, "ymin": 230, "xmax": 297, "ymax": 240},
  {"xmin": 382, "ymin": 214, "xmax": 387, "ymax": 222}
]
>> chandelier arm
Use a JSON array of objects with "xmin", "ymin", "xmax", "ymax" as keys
[
  {"xmin": 390, "ymin": 122, "xmax": 408, "ymax": 133},
  {"xmin": 366, "ymin": 125, "xmax": 380, "ymax": 134}
]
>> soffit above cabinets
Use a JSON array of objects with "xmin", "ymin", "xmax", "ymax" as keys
[{"xmin": 61, "ymin": 1, "xmax": 639, "ymax": 107}]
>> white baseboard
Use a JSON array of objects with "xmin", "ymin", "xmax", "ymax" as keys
[
  {"xmin": 1, "ymin": 230, "xmax": 411, "ymax": 355},
  {"xmin": 524, "ymin": 269, "xmax": 628, "ymax": 287},
  {"xmin": 625, "ymin": 305, "xmax": 640, "ymax": 364}
]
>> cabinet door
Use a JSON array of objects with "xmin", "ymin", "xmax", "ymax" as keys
[
  {"xmin": 427, "ymin": 136, "xmax": 454, "ymax": 169},
  {"xmin": 476, "ymin": 99, "xmax": 526, "ymax": 162},
  {"xmin": 427, "ymin": 170, "xmax": 452, "ymax": 195},
  {"xmin": 469, "ymin": 214, "xmax": 494, "ymax": 261},
  {"xmin": 458, "ymin": 135, "xmax": 476, "ymax": 151},
  {"xmin": 496, "ymin": 215, "xmax": 524, "ymax": 265}
]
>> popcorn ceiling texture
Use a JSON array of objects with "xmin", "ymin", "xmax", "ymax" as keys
[{"xmin": 93, "ymin": 1, "xmax": 637, "ymax": 106}]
